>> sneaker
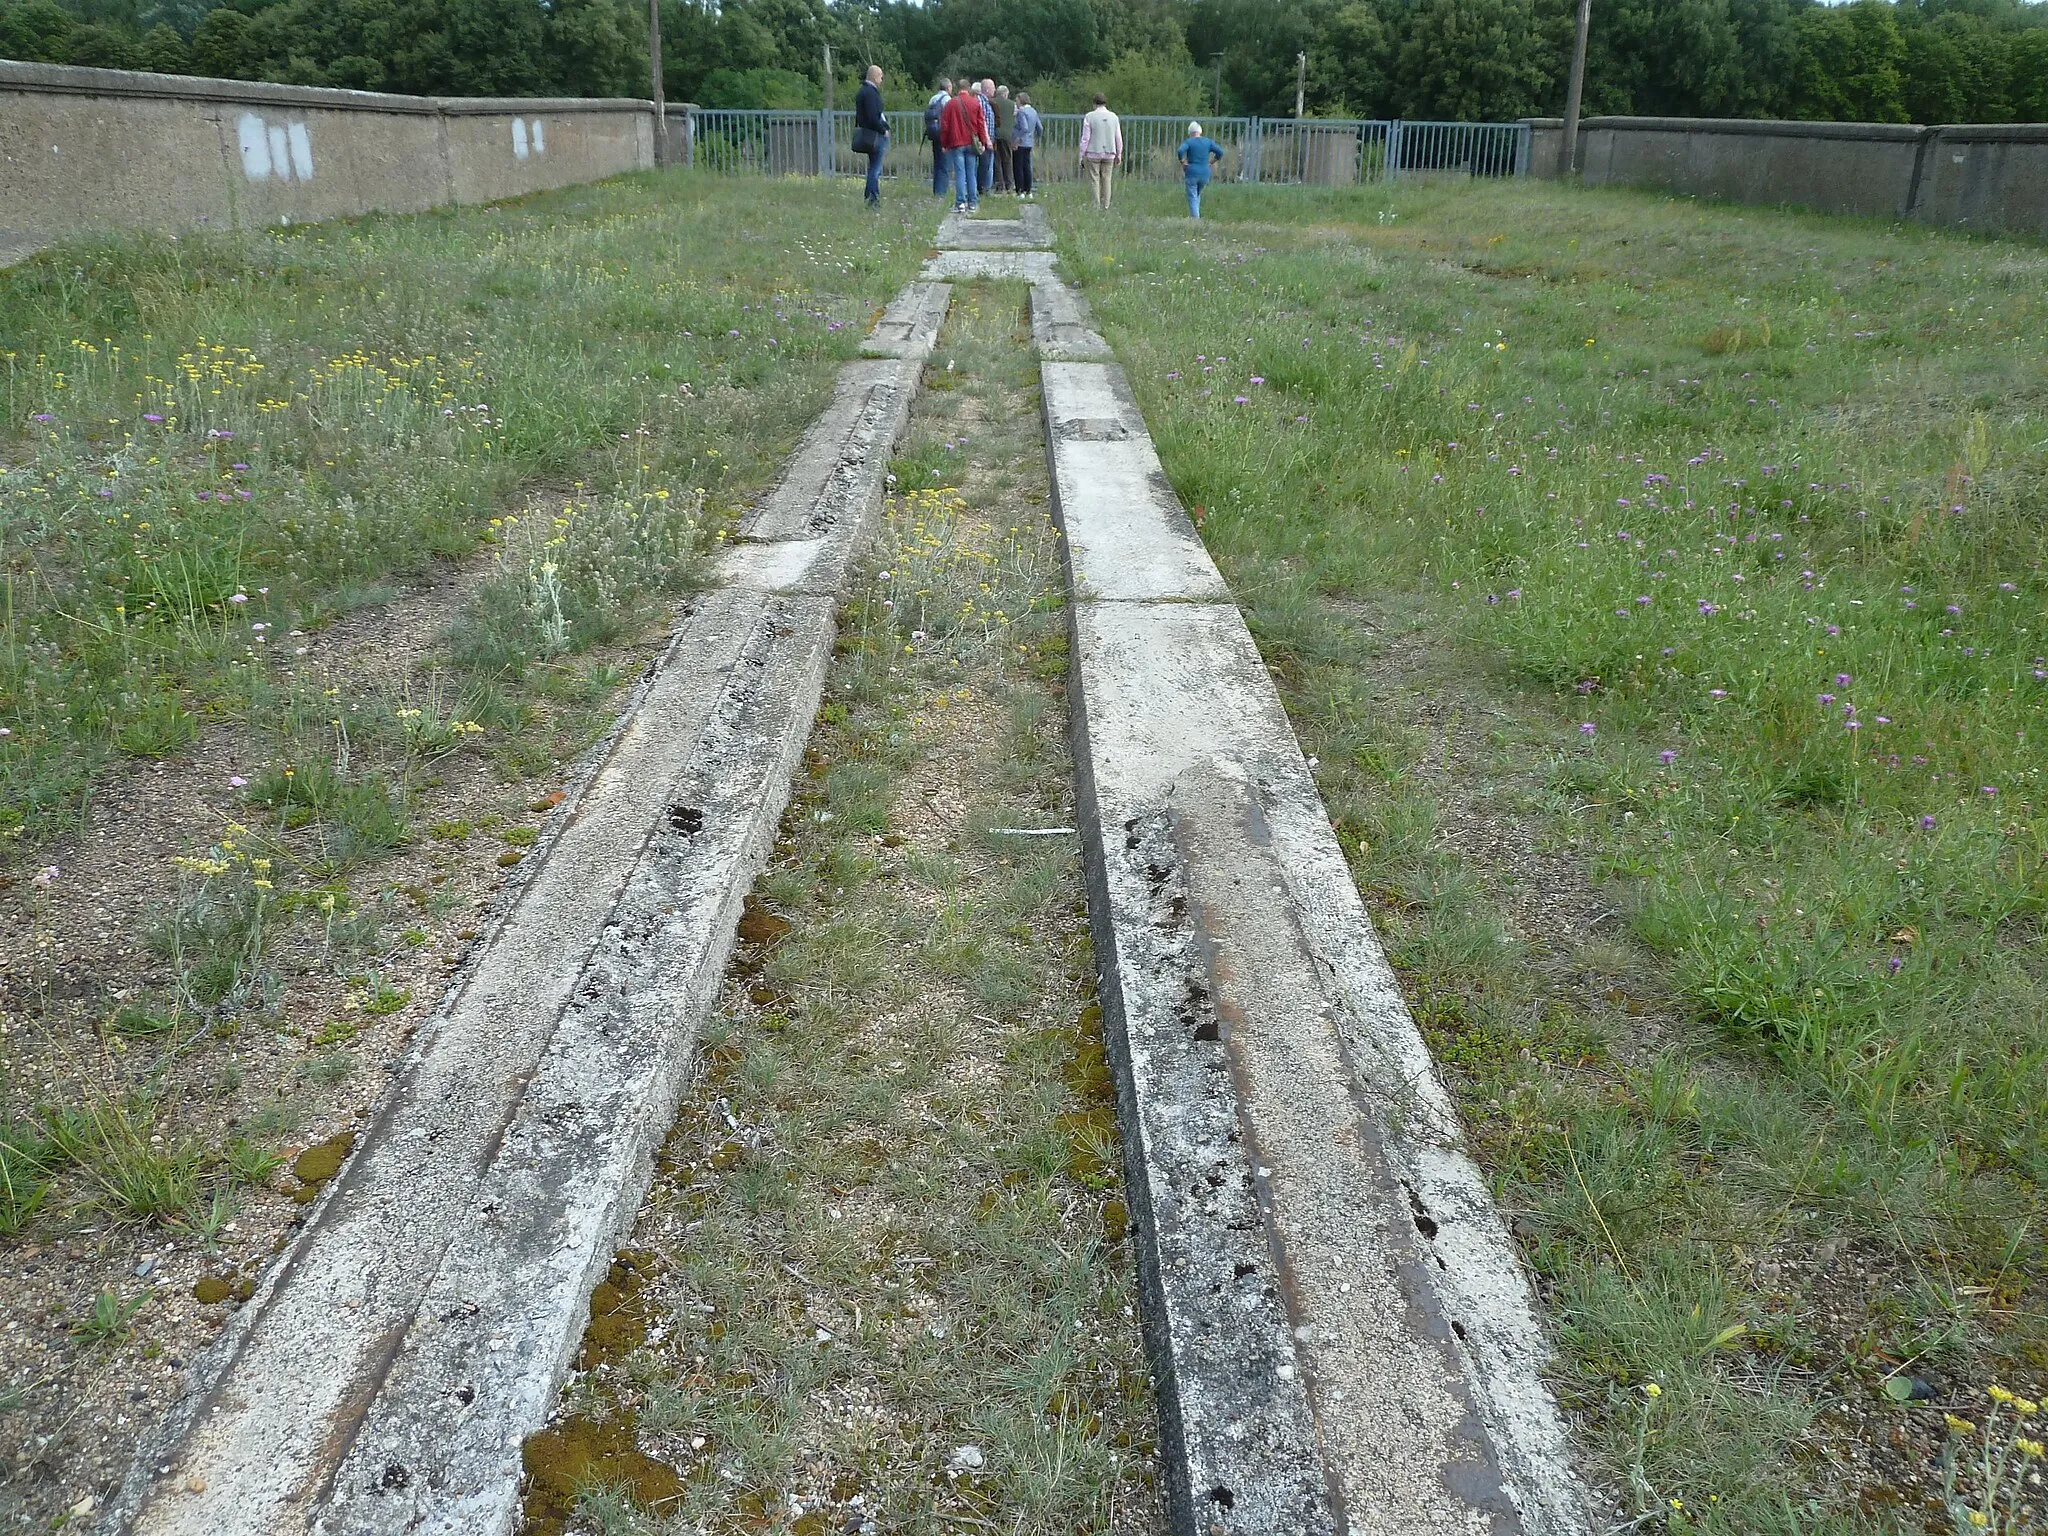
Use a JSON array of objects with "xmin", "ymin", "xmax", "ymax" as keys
[{"xmin": 954, "ymin": 203, "xmax": 967, "ymax": 213}]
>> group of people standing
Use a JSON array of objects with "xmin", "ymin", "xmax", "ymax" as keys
[
  {"xmin": 849, "ymin": 68, "xmax": 1226, "ymax": 219},
  {"xmin": 926, "ymin": 78, "xmax": 1045, "ymax": 211}
]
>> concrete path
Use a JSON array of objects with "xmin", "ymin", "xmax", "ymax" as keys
[
  {"xmin": 108, "ymin": 287, "xmax": 947, "ymax": 1536},
  {"xmin": 1020, "ymin": 232, "xmax": 1594, "ymax": 1533}
]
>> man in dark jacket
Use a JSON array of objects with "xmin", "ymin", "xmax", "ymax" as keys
[{"xmin": 854, "ymin": 65, "xmax": 889, "ymax": 206}]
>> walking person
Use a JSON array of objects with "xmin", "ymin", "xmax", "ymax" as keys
[
  {"xmin": 1080, "ymin": 93, "xmax": 1122, "ymax": 211},
  {"xmin": 1012, "ymin": 92, "xmax": 1040, "ymax": 198},
  {"xmin": 925, "ymin": 77, "xmax": 952, "ymax": 197},
  {"xmin": 854, "ymin": 64, "xmax": 889, "ymax": 208},
  {"xmin": 977, "ymin": 80, "xmax": 997, "ymax": 198},
  {"xmin": 993, "ymin": 84, "xmax": 1016, "ymax": 193},
  {"xmin": 941, "ymin": 79, "xmax": 988, "ymax": 213},
  {"xmin": 1177, "ymin": 120, "xmax": 1223, "ymax": 218}
]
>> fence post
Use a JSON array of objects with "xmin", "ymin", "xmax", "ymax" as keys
[
  {"xmin": 1387, "ymin": 119, "xmax": 1402, "ymax": 181},
  {"xmin": 1248, "ymin": 116, "xmax": 1262, "ymax": 181},
  {"xmin": 1515, "ymin": 121, "xmax": 1530, "ymax": 177}
]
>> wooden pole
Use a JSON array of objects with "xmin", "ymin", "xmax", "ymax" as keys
[
  {"xmin": 648, "ymin": 0, "xmax": 667, "ymax": 166},
  {"xmin": 1560, "ymin": 0, "xmax": 1591, "ymax": 177}
]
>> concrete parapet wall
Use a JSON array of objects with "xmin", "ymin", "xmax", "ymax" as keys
[
  {"xmin": 1522, "ymin": 114, "xmax": 2048, "ymax": 239},
  {"xmin": 1913, "ymin": 124, "xmax": 2048, "ymax": 238},
  {"xmin": 0, "ymin": 61, "xmax": 662, "ymax": 266}
]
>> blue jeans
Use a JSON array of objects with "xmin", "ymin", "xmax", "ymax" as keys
[
  {"xmin": 949, "ymin": 147, "xmax": 978, "ymax": 208},
  {"xmin": 1185, "ymin": 174, "xmax": 1208, "ymax": 217},
  {"xmin": 864, "ymin": 138, "xmax": 886, "ymax": 204},
  {"xmin": 978, "ymin": 148, "xmax": 993, "ymax": 194},
  {"xmin": 931, "ymin": 139, "xmax": 947, "ymax": 195}
]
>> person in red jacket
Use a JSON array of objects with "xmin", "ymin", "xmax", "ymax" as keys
[{"xmin": 940, "ymin": 80, "xmax": 989, "ymax": 213}]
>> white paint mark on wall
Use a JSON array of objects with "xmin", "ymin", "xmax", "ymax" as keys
[
  {"xmin": 236, "ymin": 112, "xmax": 316, "ymax": 181},
  {"xmin": 513, "ymin": 118, "xmax": 547, "ymax": 159},
  {"xmin": 513, "ymin": 118, "xmax": 529, "ymax": 159},
  {"xmin": 531, "ymin": 118, "xmax": 545, "ymax": 154},
  {"xmin": 238, "ymin": 113, "xmax": 271, "ymax": 178}
]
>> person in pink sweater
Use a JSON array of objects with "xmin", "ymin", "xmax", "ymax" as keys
[{"xmin": 1079, "ymin": 94, "xmax": 1123, "ymax": 211}]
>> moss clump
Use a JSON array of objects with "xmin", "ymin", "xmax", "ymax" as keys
[
  {"xmin": 289, "ymin": 1130, "xmax": 355, "ymax": 1202},
  {"xmin": 520, "ymin": 1413, "xmax": 683, "ymax": 1536},
  {"xmin": 575, "ymin": 1248, "xmax": 655, "ymax": 1371}
]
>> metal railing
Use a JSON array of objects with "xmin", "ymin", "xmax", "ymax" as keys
[{"xmin": 682, "ymin": 110, "xmax": 1531, "ymax": 186}]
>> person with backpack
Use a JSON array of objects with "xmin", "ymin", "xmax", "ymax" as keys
[
  {"xmin": 925, "ymin": 78, "xmax": 951, "ymax": 197},
  {"xmin": 1079, "ymin": 94, "xmax": 1122, "ymax": 211},
  {"xmin": 1013, "ymin": 92, "xmax": 1041, "ymax": 198},
  {"xmin": 853, "ymin": 65, "xmax": 889, "ymax": 207},
  {"xmin": 1177, "ymin": 121, "xmax": 1224, "ymax": 218},
  {"xmin": 940, "ymin": 79, "xmax": 989, "ymax": 213}
]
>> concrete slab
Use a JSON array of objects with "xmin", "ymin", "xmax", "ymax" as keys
[
  {"xmin": 1044, "ymin": 325, "xmax": 1593, "ymax": 1533},
  {"xmin": 862, "ymin": 280, "xmax": 950, "ymax": 359},
  {"xmin": 110, "ymin": 281, "xmax": 944, "ymax": 1536},
  {"xmin": 1039, "ymin": 363, "xmax": 1227, "ymax": 604},
  {"xmin": 934, "ymin": 211, "xmax": 1047, "ymax": 249},
  {"xmin": 919, "ymin": 249, "xmax": 1058, "ymax": 284},
  {"xmin": 1030, "ymin": 281, "xmax": 1111, "ymax": 361}
]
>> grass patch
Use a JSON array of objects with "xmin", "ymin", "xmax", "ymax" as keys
[
  {"xmin": 0, "ymin": 171, "xmax": 933, "ymax": 848},
  {"xmin": 1052, "ymin": 178, "xmax": 2048, "ymax": 1530}
]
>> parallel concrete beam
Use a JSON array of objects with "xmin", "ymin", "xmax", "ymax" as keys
[
  {"xmin": 110, "ymin": 286, "xmax": 948, "ymax": 1536},
  {"xmin": 1043, "ymin": 351, "xmax": 1592, "ymax": 1536},
  {"xmin": 862, "ymin": 281, "xmax": 951, "ymax": 359},
  {"xmin": 1030, "ymin": 281, "xmax": 1112, "ymax": 361}
]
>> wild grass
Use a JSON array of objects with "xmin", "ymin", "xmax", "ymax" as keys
[
  {"xmin": 0, "ymin": 171, "xmax": 934, "ymax": 846},
  {"xmin": 1052, "ymin": 178, "xmax": 2047, "ymax": 1529}
]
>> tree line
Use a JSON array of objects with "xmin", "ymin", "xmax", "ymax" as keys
[{"xmin": 5, "ymin": 0, "xmax": 2046, "ymax": 125}]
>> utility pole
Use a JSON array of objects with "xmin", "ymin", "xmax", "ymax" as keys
[
  {"xmin": 648, "ymin": 0, "xmax": 667, "ymax": 166},
  {"xmin": 1560, "ymin": 0, "xmax": 1591, "ymax": 177},
  {"xmin": 1294, "ymin": 51, "xmax": 1306, "ymax": 118},
  {"xmin": 821, "ymin": 41, "xmax": 833, "ymax": 176},
  {"xmin": 1211, "ymin": 52, "xmax": 1224, "ymax": 117}
]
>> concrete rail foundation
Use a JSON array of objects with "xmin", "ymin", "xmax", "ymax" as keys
[{"xmin": 1031, "ymin": 265, "xmax": 1592, "ymax": 1532}]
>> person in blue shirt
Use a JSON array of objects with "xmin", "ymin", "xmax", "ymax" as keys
[
  {"xmin": 1177, "ymin": 122, "xmax": 1224, "ymax": 218},
  {"xmin": 1012, "ymin": 93, "xmax": 1041, "ymax": 198}
]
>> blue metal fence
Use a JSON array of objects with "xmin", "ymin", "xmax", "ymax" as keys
[{"xmin": 682, "ymin": 110, "xmax": 1530, "ymax": 185}]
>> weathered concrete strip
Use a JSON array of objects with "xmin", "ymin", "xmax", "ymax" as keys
[
  {"xmin": 1040, "ymin": 326, "xmax": 1591, "ymax": 1533},
  {"xmin": 933, "ymin": 207, "xmax": 1049, "ymax": 250},
  {"xmin": 920, "ymin": 248, "xmax": 1058, "ymax": 284},
  {"xmin": 111, "ymin": 290, "xmax": 946, "ymax": 1536},
  {"xmin": 862, "ymin": 280, "xmax": 950, "ymax": 359},
  {"xmin": 1029, "ymin": 281, "xmax": 1112, "ymax": 361}
]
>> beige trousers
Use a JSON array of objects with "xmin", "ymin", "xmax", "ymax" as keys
[{"xmin": 1084, "ymin": 158, "xmax": 1116, "ymax": 209}]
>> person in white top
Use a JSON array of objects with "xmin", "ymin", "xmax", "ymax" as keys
[{"xmin": 1079, "ymin": 94, "xmax": 1122, "ymax": 211}]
